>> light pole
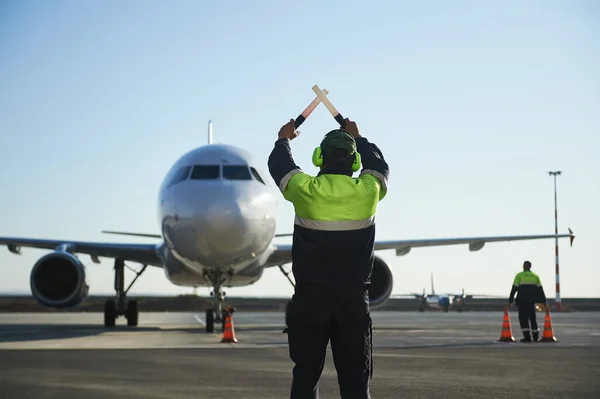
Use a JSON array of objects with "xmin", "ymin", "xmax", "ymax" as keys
[{"xmin": 548, "ymin": 171, "xmax": 562, "ymax": 311}]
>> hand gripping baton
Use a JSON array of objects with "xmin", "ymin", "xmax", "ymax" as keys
[
  {"xmin": 294, "ymin": 89, "xmax": 329, "ymax": 129},
  {"xmin": 312, "ymin": 85, "xmax": 346, "ymax": 128}
]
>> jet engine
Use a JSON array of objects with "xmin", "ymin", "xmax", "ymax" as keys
[
  {"xmin": 368, "ymin": 256, "xmax": 394, "ymax": 309},
  {"xmin": 29, "ymin": 252, "xmax": 89, "ymax": 309}
]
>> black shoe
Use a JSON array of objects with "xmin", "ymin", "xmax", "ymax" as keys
[{"xmin": 520, "ymin": 337, "xmax": 532, "ymax": 343}]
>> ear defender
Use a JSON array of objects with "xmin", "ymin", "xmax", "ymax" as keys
[
  {"xmin": 352, "ymin": 151, "xmax": 361, "ymax": 172},
  {"xmin": 311, "ymin": 146, "xmax": 361, "ymax": 172},
  {"xmin": 312, "ymin": 147, "xmax": 323, "ymax": 167}
]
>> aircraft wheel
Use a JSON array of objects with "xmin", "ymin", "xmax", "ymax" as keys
[
  {"xmin": 104, "ymin": 299, "xmax": 117, "ymax": 327},
  {"xmin": 418, "ymin": 307, "xmax": 425, "ymax": 313},
  {"xmin": 206, "ymin": 309, "xmax": 214, "ymax": 333},
  {"xmin": 126, "ymin": 300, "xmax": 138, "ymax": 326}
]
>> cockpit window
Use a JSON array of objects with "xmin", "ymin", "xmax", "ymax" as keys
[
  {"xmin": 250, "ymin": 167, "xmax": 265, "ymax": 184},
  {"xmin": 191, "ymin": 165, "xmax": 220, "ymax": 179},
  {"xmin": 223, "ymin": 165, "xmax": 251, "ymax": 180},
  {"xmin": 167, "ymin": 165, "xmax": 191, "ymax": 188}
]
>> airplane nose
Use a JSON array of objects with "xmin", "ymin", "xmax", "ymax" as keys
[
  {"xmin": 164, "ymin": 180, "xmax": 275, "ymax": 265},
  {"xmin": 204, "ymin": 201, "xmax": 247, "ymax": 241},
  {"xmin": 195, "ymin": 190, "xmax": 257, "ymax": 256}
]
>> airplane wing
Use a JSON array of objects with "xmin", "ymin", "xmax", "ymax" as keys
[
  {"xmin": 265, "ymin": 229, "xmax": 575, "ymax": 267},
  {"xmin": 101, "ymin": 230, "xmax": 295, "ymax": 239},
  {"xmin": 371, "ymin": 229, "xmax": 575, "ymax": 256},
  {"xmin": 0, "ymin": 237, "xmax": 162, "ymax": 266}
]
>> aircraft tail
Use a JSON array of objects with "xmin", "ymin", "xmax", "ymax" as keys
[
  {"xmin": 208, "ymin": 120, "xmax": 213, "ymax": 145},
  {"xmin": 431, "ymin": 273, "xmax": 435, "ymax": 295}
]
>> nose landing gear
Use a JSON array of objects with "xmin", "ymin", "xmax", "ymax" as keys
[
  {"xmin": 205, "ymin": 288, "xmax": 228, "ymax": 333},
  {"xmin": 202, "ymin": 267, "xmax": 234, "ymax": 333}
]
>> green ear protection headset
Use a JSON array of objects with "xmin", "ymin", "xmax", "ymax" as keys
[{"xmin": 311, "ymin": 130, "xmax": 361, "ymax": 172}]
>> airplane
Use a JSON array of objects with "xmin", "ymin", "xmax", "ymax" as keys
[
  {"xmin": 0, "ymin": 120, "xmax": 576, "ymax": 333},
  {"xmin": 394, "ymin": 273, "xmax": 499, "ymax": 313}
]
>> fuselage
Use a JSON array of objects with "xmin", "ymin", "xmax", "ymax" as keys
[
  {"xmin": 425, "ymin": 295, "xmax": 452, "ymax": 309},
  {"xmin": 155, "ymin": 144, "xmax": 281, "ymax": 288}
]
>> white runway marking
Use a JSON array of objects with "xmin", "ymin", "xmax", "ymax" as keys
[{"xmin": 194, "ymin": 315, "xmax": 206, "ymax": 326}]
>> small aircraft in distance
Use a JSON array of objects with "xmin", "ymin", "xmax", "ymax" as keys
[{"xmin": 394, "ymin": 273, "xmax": 499, "ymax": 312}]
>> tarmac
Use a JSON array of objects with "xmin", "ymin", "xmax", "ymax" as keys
[{"xmin": 0, "ymin": 310, "xmax": 599, "ymax": 398}]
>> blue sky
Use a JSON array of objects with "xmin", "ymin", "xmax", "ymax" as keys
[{"xmin": 0, "ymin": 0, "xmax": 598, "ymax": 298}]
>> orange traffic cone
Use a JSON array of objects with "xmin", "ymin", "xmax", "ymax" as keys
[
  {"xmin": 539, "ymin": 307, "xmax": 558, "ymax": 342},
  {"xmin": 220, "ymin": 312, "xmax": 238, "ymax": 343},
  {"xmin": 498, "ymin": 306, "xmax": 516, "ymax": 342}
]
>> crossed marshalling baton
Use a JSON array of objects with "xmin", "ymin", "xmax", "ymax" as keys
[
  {"xmin": 293, "ymin": 86, "xmax": 348, "ymax": 129},
  {"xmin": 312, "ymin": 85, "xmax": 347, "ymax": 129},
  {"xmin": 294, "ymin": 88, "xmax": 329, "ymax": 129}
]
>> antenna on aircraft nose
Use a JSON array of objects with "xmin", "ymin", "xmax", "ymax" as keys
[{"xmin": 208, "ymin": 120, "xmax": 213, "ymax": 145}]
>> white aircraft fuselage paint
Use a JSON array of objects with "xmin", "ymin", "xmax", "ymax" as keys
[{"xmin": 155, "ymin": 143, "xmax": 281, "ymax": 289}]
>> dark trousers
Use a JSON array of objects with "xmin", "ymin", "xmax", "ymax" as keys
[
  {"xmin": 286, "ymin": 285, "xmax": 372, "ymax": 399},
  {"xmin": 517, "ymin": 303, "xmax": 538, "ymax": 338}
]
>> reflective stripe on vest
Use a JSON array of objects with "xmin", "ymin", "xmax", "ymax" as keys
[
  {"xmin": 283, "ymin": 172, "xmax": 384, "ymax": 231},
  {"xmin": 294, "ymin": 215, "xmax": 375, "ymax": 231},
  {"xmin": 513, "ymin": 271, "xmax": 541, "ymax": 287},
  {"xmin": 279, "ymin": 169, "xmax": 303, "ymax": 193}
]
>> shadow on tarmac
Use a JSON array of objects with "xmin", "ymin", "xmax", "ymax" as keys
[{"xmin": 0, "ymin": 324, "xmax": 241, "ymax": 343}]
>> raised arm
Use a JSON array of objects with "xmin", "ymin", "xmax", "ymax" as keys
[
  {"xmin": 341, "ymin": 118, "xmax": 390, "ymax": 199},
  {"xmin": 268, "ymin": 138, "xmax": 302, "ymax": 193},
  {"xmin": 356, "ymin": 137, "xmax": 389, "ymax": 195},
  {"xmin": 268, "ymin": 119, "xmax": 303, "ymax": 193}
]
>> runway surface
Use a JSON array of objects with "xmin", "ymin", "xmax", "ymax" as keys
[{"xmin": 1, "ymin": 311, "xmax": 599, "ymax": 398}]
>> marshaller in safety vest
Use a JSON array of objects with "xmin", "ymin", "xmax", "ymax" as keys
[{"xmin": 268, "ymin": 115, "xmax": 389, "ymax": 399}]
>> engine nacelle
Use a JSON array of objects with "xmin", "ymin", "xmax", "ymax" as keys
[
  {"xmin": 30, "ymin": 252, "xmax": 89, "ymax": 309},
  {"xmin": 369, "ymin": 256, "xmax": 394, "ymax": 309}
]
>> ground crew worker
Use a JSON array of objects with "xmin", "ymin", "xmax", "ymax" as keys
[
  {"xmin": 268, "ymin": 118, "xmax": 389, "ymax": 399},
  {"xmin": 508, "ymin": 260, "xmax": 547, "ymax": 342}
]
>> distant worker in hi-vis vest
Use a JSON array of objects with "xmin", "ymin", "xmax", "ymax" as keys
[
  {"xmin": 508, "ymin": 261, "xmax": 547, "ymax": 342},
  {"xmin": 268, "ymin": 117, "xmax": 389, "ymax": 399}
]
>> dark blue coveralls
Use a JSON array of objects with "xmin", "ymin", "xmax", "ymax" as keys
[
  {"xmin": 268, "ymin": 130, "xmax": 389, "ymax": 399},
  {"xmin": 509, "ymin": 269, "xmax": 547, "ymax": 342}
]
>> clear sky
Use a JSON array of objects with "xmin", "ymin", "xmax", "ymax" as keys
[{"xmin": 1, "ymin": 1, "xmax": 598, "ymax": 299}]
